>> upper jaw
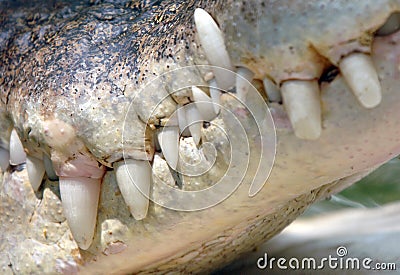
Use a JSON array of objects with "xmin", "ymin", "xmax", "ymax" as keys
[{"xmin": 3, "ymin": 0, "xmax": 399, "ymax": 163}]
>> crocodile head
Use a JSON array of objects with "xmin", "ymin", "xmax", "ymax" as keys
[{"xmin": 1, "ymin": 0, "xmax": 400, "ymax": 273}]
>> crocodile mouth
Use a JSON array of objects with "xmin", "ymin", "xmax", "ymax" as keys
[{"xmin": 1, "ymin": 1, "xmax": 400, "ymax": 273}]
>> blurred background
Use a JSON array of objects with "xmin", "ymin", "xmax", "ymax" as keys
[{"xmin": 218, "ymin": 157, "xmax": 400, "ymax": 274}]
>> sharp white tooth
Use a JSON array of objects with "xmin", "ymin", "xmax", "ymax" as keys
[
  {"xmin": 192, "ymin": 86, "xmax": 217, "ymax": 121},
  {"xmin": 376, "ymin": 13, "xmax": 400, "ymax": 36},
  {"xmin": 339, "ymin": 53, "xmax": 382, "ymax": 109},
  {"xmin": 263, "ymin": 78, "xmax": 282, "ymax": 102},
  {"xmin": 59, "ymin": 176, "xmax": 100, "ymax": 250},
  {"xmin": 26, "ymin": 156, "xmax": 45, "ymax": 191},
  {"xmin": 281, "ymin": 80, "xmax": 322, "ymax": 140},
  {"xmin": 194, "ymin": 8, "xmax": 235, "ymax": 90},
  {"xmin": 43, "ymin": 154, "xmax": 58, "ymax": 180},
  {"xmin": 185, "ymin": 104, "xmax": 202, "ymax": 145},
  {"xmin": 236, "ymin": 67, "xmax": 254, "ymax": 101},
  {"xmin": 157, "ymin": 126, "xmax": 179, "ymax": 169},
  {"xmin": 9, "ymin": 129, "xmax": 26, "ymax": 165},
  {"xmin": 114, "ymin": 159, "xmax": 151, "ymax": 220},
  {"xmin": 209, "ymin": 79, "xmax": 221, "ymax": 113},
  {"xmin": 0, "ymin": 148, "xmax": 10, "ymax": 172}
]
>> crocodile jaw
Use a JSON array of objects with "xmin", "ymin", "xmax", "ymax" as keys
[
  {"xmin": 79, "ymin": 31, "xmax": 400, "ymax": 273},
  {"xmin": 1, "ymin": 1, "xmax": 400, "ymax": 273}
]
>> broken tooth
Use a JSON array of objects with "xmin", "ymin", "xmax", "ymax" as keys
[
  {"xmin": 43, "ymin": 154, "xmax": 58, "ymax": 181},
  {"xmin": 281, "ymin": 80, "xmax": 322, "ymax": 140},
  {"xmin": 263, "ymin": 78, "xmax": 282, "ymax": 103},
  {"xmin": 185, "ymin": 104, "xmax": 203, "ymax": 145},
  {"xmin": 114, "ymin": 159, "xmax": 151, "ymax": 220},
  {"xmin": 192, "ymin": 86, "xmax": 217, "ymax": 121},
  {"xmin": 0, "ymin": 147, "xmax": 10, "ymax": 171},
  {"xmin": 236, "ymin": 67, "xmax": 254, "ymax": 101},
  {"xmin": 194, "ymin": 8, "xmax": 235, "ymax": 90},
  {"xmin": 209, "ymin": 79, "xmax": 221, "ymax": 114},
  {"xmin": 26, "ymin": 156, "xmax": 45, "ymax": 191},
  {"xmin": 59, "ymin": 176, "xmax": 101, "ymax": 250},
  {"xmin": 157, "ymin": 126, "xmax": 180, "ymax": 169},
  {"xmin": 339, "ymin": 53, "xmax": 382, "ymax": 109},
  {"xmin": 9, "ymin": 129, "xmax": 26, "ymax": 165}
]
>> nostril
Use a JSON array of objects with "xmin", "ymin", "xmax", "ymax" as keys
[{"xmin": 376, "ymin": 12, "xmax": 400, "ymax": 36}]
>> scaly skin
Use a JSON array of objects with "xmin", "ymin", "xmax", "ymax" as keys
[{"xmin": 1, "ymin": 0, "xmax": 400, "ymax": 273}]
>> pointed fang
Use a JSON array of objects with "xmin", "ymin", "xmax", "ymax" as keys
[
  {"xmin": 114, "ymin": 159, "xmax": 152, "ymax": 220},
  {"xmin": 26, "ymin": 156, "xmax": 45, "ymax": 191},
  {"xmin": 59, "ymin": 177, "xmax": 101, "ymax": 250},
  {"xmin": 9, "ymin": 129, "xmax": 26, "ymax": 165},
  {"xmin": 194, "ymin": 8, "xmax": 235, "ymax": 90}
]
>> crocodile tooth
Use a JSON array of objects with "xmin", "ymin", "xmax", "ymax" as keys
[
  {"xmin": 209, "ymin": 79, "xmax": 221, "ymax": 113},
  {"xmin": 0, "ymin": 148, "xmax": 10, "ymax": 171},
  {"xmin": 194, "ymin": 8, "xmax": 235, "ymax": 90},
  {"xmin": 263, "ymin": 78, "xmax": 282, "ymax": 103},
  {"xmin": 281, "ymin": 80, "xmax": 322, "ymax": 140},
  {"xmin": 236, "ymin": 67, "xmax": 254, "ymax": 101},
  {"xmin": 158, "ymin": 126, "xmax": 180, "ymax": 169},
  {"xmin": 26, "ymin": 155, "xmax": 45, "ymax": 191},
  {"xmin": 59, "ymin": 176, "xmax": 101, "ymax": 250},
  {"xmin": 177, "ymin": 105, "xmax": 190, "ymax": 136},
  {"xmin": 339, "ymin": 53, "xmax": 382, "ymax": 109},
  {"xmin": 43, "ymin": 154, "xmax": 58, "ymax": 180},
  {"xmin": 192, "ymin": 86, "xmax": 217, "ymax": 121},
  {"xmin": 185, "ymin": 104, "xmax": 202, "ymax": 145},
  {"xmin": 114, "ymin": 159, "xmax": 151, "ymax": 220},
  {"xmin": 9, "ymin": 129, "xmax": 26, "ymax": 165}
]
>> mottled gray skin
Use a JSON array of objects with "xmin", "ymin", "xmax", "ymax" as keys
[
  {"xmin": 1, "ymin": 0, "xmax": 400, "ymax": 274},
  {"xmin": 0, "ymin": 0, "xmax": 218, "ymax": 165}
]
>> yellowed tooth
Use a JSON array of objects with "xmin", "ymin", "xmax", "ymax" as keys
[
  {"xmin": 194, "ymin": 8, "xmax": 235, "ymax": 90},
  {"xmin": 281, "ymin": 80, "xmax": 322, "ymax": 140},
  {"xmin": 339, "ymin": 53, "xmax": 382, "ymax": 109}
]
